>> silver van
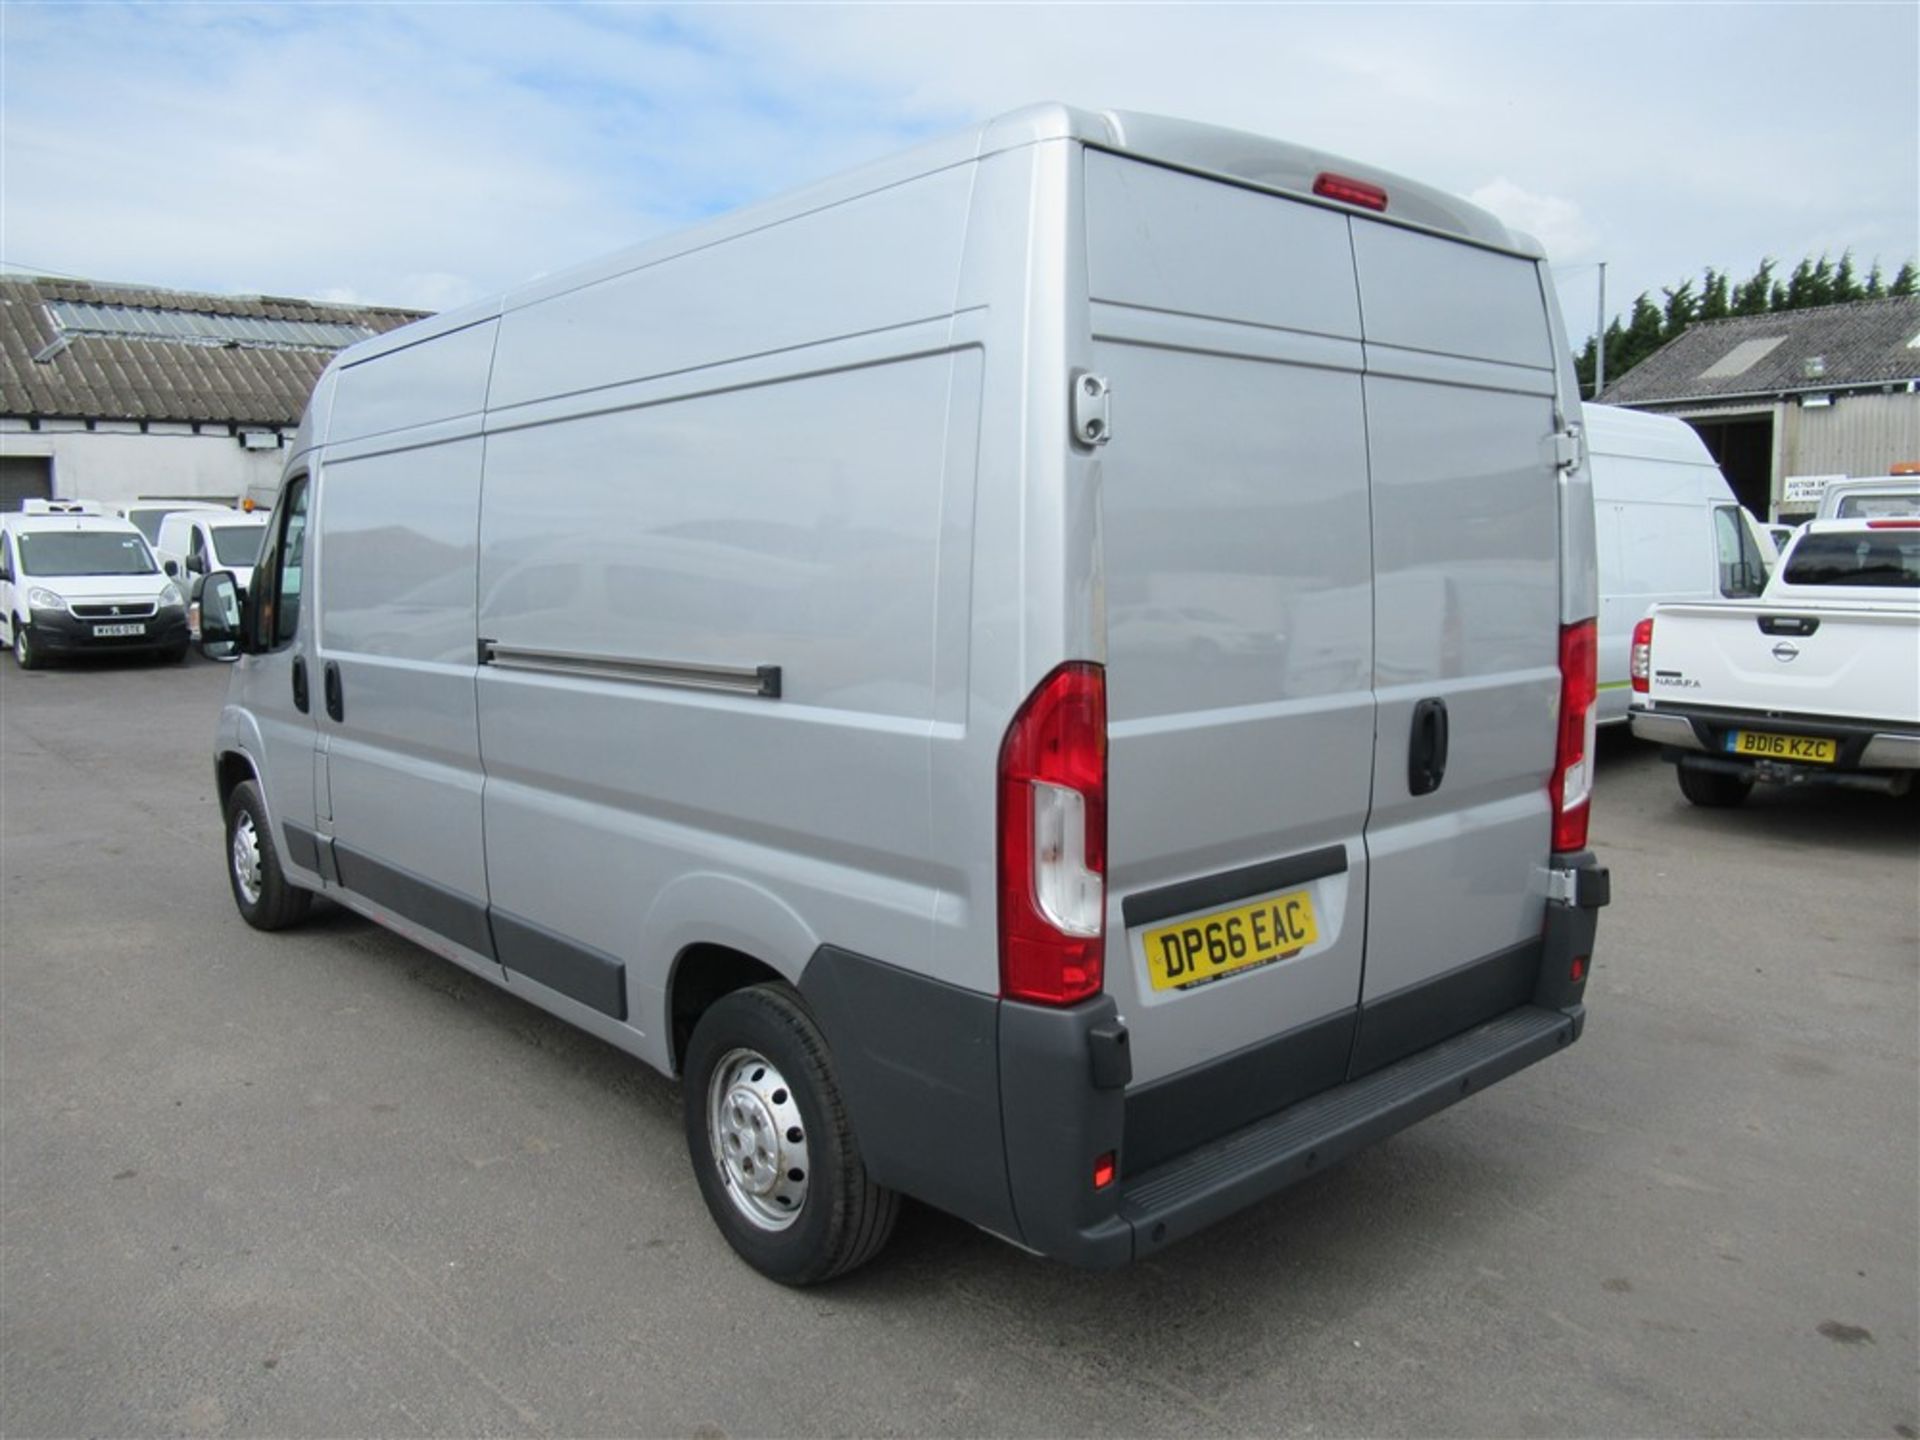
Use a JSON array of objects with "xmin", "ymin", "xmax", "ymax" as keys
[{"xmin": 197, "ymin": 105, "xmax": 1610, "ymax": 1284}]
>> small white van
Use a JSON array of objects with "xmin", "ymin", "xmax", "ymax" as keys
[
  {"xmin": 195, "ymin": 105, "xmax": 1610, "ymax": 1283},
  {"xmin": 1587, "ymin": 405, "xmax": 1774, "ymax": 725},
  {"xmin": 0, "ymin": 510, "xmax": 190, "ymax": 667},
  {"xmin": 154, "ymin": 509, "xmax": 269, "ymax": 600}
]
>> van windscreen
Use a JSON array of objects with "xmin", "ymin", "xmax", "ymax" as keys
[
  {"xmin": 17, "ymin": 531, "xmax": 157, "ymax": 577},
  {"xmin": 212, "ymin": 526, "xmax": 266, "ymax": 567}
]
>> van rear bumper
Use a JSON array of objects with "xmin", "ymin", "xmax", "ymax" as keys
[
  {"xmin": 803, "ymin": 849, "xmax": 1604, "ymax": 1268},
  {"xmin": 1115, "ymin": 1003, "xmax": 1579, "ymax": 1261}
]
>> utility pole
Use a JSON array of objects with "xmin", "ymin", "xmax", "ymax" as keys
[{"xmin": 1594, "ymin": 262, "xmax": 1607, "ymax": 399}]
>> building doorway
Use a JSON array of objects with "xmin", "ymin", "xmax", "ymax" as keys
[
  {"xmin": 1684, "ymin": 413, "xmax": 1774, "ymax": 518},
  {"xmin": 0, "ymin": 456, "xmax": 52, "ymax": 511}
]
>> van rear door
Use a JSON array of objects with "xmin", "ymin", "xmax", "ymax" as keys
[
  {"xmin": 1348, "ymin": 222, "xmax": 1562, "ymax": 1072},
  {"xmin": 1087, "ymin": 153, "xmax": 1375, "ymax": 1166}
]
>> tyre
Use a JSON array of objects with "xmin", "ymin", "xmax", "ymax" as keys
[
  {"xmin": 683, "ymin": 983, "xmax": 899, "ymax": 1285},
  {"xmin": 1677, "ymin": 760, "xmax": 1752, "ymax": 808},
  {"xmin": 224, "ymin": 779, "xmax": 314, "ymax": 930},
  {"xmin": 161, "ymin": 643, "xmax": 189, "ymax": 665},
  {"xmin": 13, "ymin": 622, "xmax": 42, "ymax": 670}
]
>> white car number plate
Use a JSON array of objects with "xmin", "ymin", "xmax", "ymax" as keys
[{"xmin": 92, "ymin": 622, "xmax": 145, "ymax": 638}]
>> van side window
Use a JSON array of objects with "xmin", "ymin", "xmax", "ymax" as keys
[
  {"xmin": 253, "ymin": 476, "xmax": 310, "ymax": 649},
  {"xmin": 1713, "ymin": 505, "xmax": 1765, "ymax": 598}
]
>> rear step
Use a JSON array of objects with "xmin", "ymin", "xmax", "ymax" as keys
[{"xmin": 1120, "ymin": 1004, "xmax": 1582, "ymax": 1258}]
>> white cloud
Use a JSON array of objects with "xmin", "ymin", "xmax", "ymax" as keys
[{"xmin": 1469, "ymin": 179, "xmax": 1598, "ymax": 262}]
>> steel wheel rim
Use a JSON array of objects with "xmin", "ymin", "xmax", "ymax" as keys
[
  {"xmin": 231, "ymin": 811, "xmax": 263, "ymax": 906},
  {"xmin": 706, "ymin": 1047, "xmax": 810, "ymax": 1231},
  {"xmin": 13, "ymin": 629, "xmax": 26, "ymax": 664}
]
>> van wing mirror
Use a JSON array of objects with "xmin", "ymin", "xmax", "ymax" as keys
[
  {"xmin": 164, "ymin": 558, "xmax": 182, "ymax": 578},
  {"xmin": 197, "ymin": 571, "xmax": 245, "ymax": 662}
]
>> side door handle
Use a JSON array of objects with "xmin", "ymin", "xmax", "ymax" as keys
[
  {"xmin": 291, "ymin": 656, "xmax": 310, "ymax": 714},
  {"xmin": 1408, "ymin": 697, "xmax": 1449, "ymax": 796},
  {"xmin": 322, "ymin": 661, "xmax": 344, "ymax": 723}
]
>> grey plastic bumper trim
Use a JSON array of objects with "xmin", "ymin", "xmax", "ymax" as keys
[
  {"xmin": 1119, "ymin": 1004, "xmax": 1580, "ymax": 1260},
  {"xmin": 1861, "ymin": 733, "xmax": 1920, "ymax": 770},
  {"xmin": 1629, "ymin": 710, "xmax": 1702, "ymax": 750}
]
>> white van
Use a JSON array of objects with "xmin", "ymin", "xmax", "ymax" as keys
[
  {"xmin": 154, "ymin": 509, "xmax": 269, "ymax": 599},
  {"xmin": 117, "ymin": 499, "xmax": 232, "ymax": 547},
  {"xmin": 195, "ymin": 105, "xmax": 1610, "ymax": 1283},
  {"xmin": 1587, "ymin": 405, "xmax": 1774, "ymax": 725},
  {"xmin": 0, "ymin": 511, "xmax": 190, "ymax": 667}
]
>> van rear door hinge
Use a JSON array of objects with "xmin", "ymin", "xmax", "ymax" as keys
[
  {"xmin": 1553, "ymin": 424, "xmax": 1585, "ymax": 472},
  {"xmin": 1072, "ymin": 371, "xmax": 1112, "ymax": 447}
]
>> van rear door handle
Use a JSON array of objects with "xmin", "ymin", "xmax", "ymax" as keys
[
  {"xmin": 291, "ymin": 656, "xmax": 309, "ymax": 714},
  {"xmin": 322, "ymin": 661, "xmax": 344, "ymax": 723},
  {"xmin": 1408, "ymin": 697, "xmax": 1449, "ymax": 796}
]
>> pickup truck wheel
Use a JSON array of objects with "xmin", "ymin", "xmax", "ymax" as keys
[
  {"xmin": 1677, "ymin": 761, "xmax": 1752, "ymax": 808},
  {"xmin": 224, "ymin": 780, "xmax": 314, "ymax": 930},
  {"xmin": 683, "ymin": 983, "xmax": 898, "ymax": 1285}
]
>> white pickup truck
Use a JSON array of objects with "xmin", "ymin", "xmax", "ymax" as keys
[{"xmin": 1628, "ymin": 518, "xmax": 1920, "ymax": 806}]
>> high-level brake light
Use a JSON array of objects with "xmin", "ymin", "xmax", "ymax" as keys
[
  {"xmin": 1312, "ymin": 172, "xmax": 1389, "ymax": 212},
  {"xmin": 998, "ymin": 663, "xmax": 1107, "ymax": 1006},
  {"xmin": 1550, "ymin": 620, "xmax": 1598, "ymax": 853}
]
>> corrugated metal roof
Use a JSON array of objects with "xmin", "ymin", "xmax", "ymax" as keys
[
  {"xmin": 0, "ymin": 275, "xmax": 427, "ymax": 425},
  {"xmin": 1601, "ymin": 295, "xmax": 1920, "ymax": 406}
]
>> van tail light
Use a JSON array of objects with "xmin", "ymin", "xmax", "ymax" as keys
[
  {"xmin": 1313, "ymin": 172, "xmax": 1389, "ymax": 212},
  {"xmin": 1629, "ymin": 617, "xmax": 1654, "ymax": 694},
  {"xmin": 999, "ymin": 663, "xmax": 1107, "ymax": 1005},
  {"xmin": 1551, "ymin": 620, "xmax": 1598, "ymax": 853}
]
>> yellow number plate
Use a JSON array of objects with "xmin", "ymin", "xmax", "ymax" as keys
[
  {"xmin": 1143, "ymin": 889, "xmax": 1320, "ymax": 992},
  {"xmin": 1729, "ymin": 730, "xmax": 1838, "ymax": 764}
]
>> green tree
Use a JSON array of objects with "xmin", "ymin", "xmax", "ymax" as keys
[
  {"xmin": 1833, "ymin": 251, "xmax": 1861, "ymax": 303},
  {"xmin": 1892, "ymin": 262, "xmax": 1917, "ymax": 297},
  {"xmin": 1731, "ymin": 259, "xmax": 1776, "ymax": 314},
  {"xmin": 1661, "ymin": 280, "xmax": 1697, "ymax": 339},
  {"xmin": 1699, "ymin": 267, "xmax": 1731, "ymax": 321}
]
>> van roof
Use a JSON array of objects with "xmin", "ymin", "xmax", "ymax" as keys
[
  {"xmin": 330, "ymin": 103, "xmax": 1533, "ymax": 372},
  {"xmin": 1582, "ymin": 404, "xmax": 1720, "ymax": 468},
  {"xmin": 2, "ymin": 511, "xmax": 144, "ymax": 537}
]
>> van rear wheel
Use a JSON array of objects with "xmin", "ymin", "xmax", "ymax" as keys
[
  {"xmin": 683, "ymin": 983, "xmax": 898, "ymax": 1285},
  {"xmin": 224, "ymin": 780, "xmax": 314, "ymax": 930},
  {"xmin": 1676, "ymin": 760, "xmax": 1752, "ymax": 808}
]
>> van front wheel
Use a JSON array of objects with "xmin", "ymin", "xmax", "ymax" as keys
[
  {"xmin": 683, "ymin": 983, "xmax": 898, "ymax": 1285},
  {"xmin": 224, "ymin": 780, "xmax": 314, "ymax": 930}
]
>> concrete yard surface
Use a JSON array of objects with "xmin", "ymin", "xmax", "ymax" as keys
[{"xmin": 2, "ymin": 656, "xmax": 1916, "ymax": 1437}]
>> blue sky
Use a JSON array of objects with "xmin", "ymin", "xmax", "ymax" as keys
[{"xmin": 5, "ymin": 2, "xmax": 1916, "ymax": 342}]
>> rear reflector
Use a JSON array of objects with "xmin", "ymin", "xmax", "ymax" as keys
[
  {"xmin": 1312, "ymin": 172, "xmax": 1388, "ymax": 212},
  {"xmin": 1092, "ymin": 1152, "xmax": 1117, "ymax": 1190},
  {"xmin": 1630, "ymin": 616, "xmax": 1654, "ymax": 694},
  {"xmin": 999, "ymin": 663, "xmax": 1107, "ymax": 1006},
  {"xmin": 1551, "ymin": 620, "xmax": 1598, "ymax": 853}
]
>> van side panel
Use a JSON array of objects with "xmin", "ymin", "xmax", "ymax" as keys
[
  {"xmin": 313, "ymin": 435, "xmax": 493, "ymax": 962},
  {"xmin": 486, "ymin": 169, "xmax": 973, "ymax": 413},
  {"xmin": 330, "ymin": 321, "xmax": 497, "ymax": 445},
  {"xmin": 1084, "ymin": 153, "xmax": 1376, "ymax": 1090},
  {"xmin": 474, "ymin": 354, "xmax": 972, "ymax": 1040},
  {"xmin": 1353, "ymin": 223, "xmax": 1559, "ymax": 1014}
]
